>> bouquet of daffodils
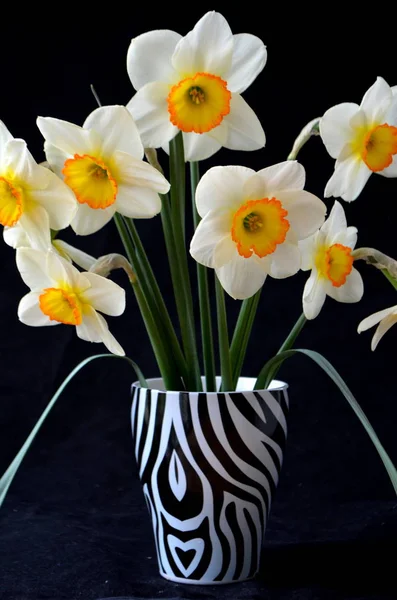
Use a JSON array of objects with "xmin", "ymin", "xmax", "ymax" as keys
[{"xmin": 1, "ymin": 11, "xmax": 397, "ymax": 503}]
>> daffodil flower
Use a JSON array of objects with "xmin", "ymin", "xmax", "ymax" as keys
[
  {"xmin": 299, "ymin": 201, "xmax": 363, "ymax": 319},
  {"xmin": 320, "ymin": 77, "xmax": 397, "ymax": 201},
  {"xmin": 16, "ymin": 248, "xmax": 126, "ymax": 355},
  {"xmin": 358, "ymin": 305, "xmax": 397, "ymax": 350},
  {"xmin": 190, "ymin": 161, "xmax": 326, "ymax": 299},
  {"xmin": 36, "ymin": 105, "xmax": 170, "ymax": 235},
  {"xmin": 127, "ymin": 11, "xmax": 266, "ymax": 162},
  {"xmin": 0, "ymin": 121, "xmax": 76, "ymax": 248}
]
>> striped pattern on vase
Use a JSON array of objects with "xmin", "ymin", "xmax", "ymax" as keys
[{"xmin": 131, "ymin": 377, "xmax": 289, "ymax": 585}]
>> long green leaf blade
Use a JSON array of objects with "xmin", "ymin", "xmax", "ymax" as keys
[
  {"xmin": 0, "ymin": 354, "xmax": 145, "ymax": 508},
  {"xmin": 255, "ymin": 348, "xmax": 397, "ymax": 495}
]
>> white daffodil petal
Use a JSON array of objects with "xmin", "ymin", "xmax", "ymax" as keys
[
  {"xmin": 18, "ymin": 292, "xmax": 58, "ymax": 327},
  {"xmin": 0, "ymin": 121, "xmax": 14, "ymax": 164},
  {"xmin": 325, "ymin": 267, "xmax": 363, "ymax": 303},
  {"xmin": 213, "ymin": 236, "xmax": 235, "ymax": 269},
  {"xmin": 172, "ymin": 11, "xmax": 233, "ymax": 77},
  {"xmin": 256, "ymin": 161, "xmax": 306, "ymax": 194},
  {"xmin": 84, "ymin": 105, "xmax": 144, "ymax": 160},
  {"xmin": 190, "ymin": 210, "xmax": 232, "ymax": 268},
  {"xmin": 81, "ymin": 272, "xmax": 126, "ymax": 316},
  {"xmin": 37, "ymin": 117, "xmax": 92, "ymax": 156},
  {"xmin": 333, "ymin": 225, "xmax": 358, "ymax": 249},
  {"xmin": 53, "ymin": 240, "xmax": 96, "ymax": 271},
  {"xmin": 302, "ymin": 271, "xmax": 326, "ymax": 320},
  {"xmin": 298, "ymin": 233, "xmax": 317, "ymax": 271},
  {"xmin": 28, "ymin": 166, "xmax": 77, "ymax": 230},
  {"xmin": 242, "ymin": 173, "xmax": 267, "ymax": 201},
  {"xmin": 127, "ymin": 29, "xmax": 182, "ymax": 90},
  {"xmin": 115, "ymin": 184, "xmax": 161, "ymax": 218},
  {"xmin": 276, "ymin": 190, "xmax": 326, "ymax": 239},
  {"xmin": 71, "ymin": 203, "xmax": 116, "ymax": 236},
  {"xmin": 321, "ymin": 200, "xmax": 347, "ymax": 239},
  {"xmin": 269, "ymin": 242, "xmax": 301, "ymax": 279},
  {"xmin": 19, "ymin": 205, "xmax": 52, "ymax": 251},
  {"xmin": 205, "ymin": 120, "xmax": 229, "ymax": 146},
  {"xmin": 48, "ymin": 251, "xmax": 91, "ymax": 294},
  {"xmin": 3, "ymin": 224, "xmax": 30, "ymax": 249},
  {"xmin": 4, "ymin": 140, "xmax": 47, "ymax": 187},
  {"xmin": 226, "ymin": 33, "xmax": 267, "ymax": 94},
  {"xmin": 127, "ymin": 82, "xmax": 178, "ymax": 149},
  {"xmin": 16, "ymin": 248, "xmax": 54, "ymax": 290},
  {"xmin": 195, "ymin": 165, "xmax": 255, "ymax": 218},
  {"xmin": 44, "ymin": 143, "xmax": 69, "ymax": 178},
  {"xmin": 371, "ymin": 314, "xmax": 397, "ymax": 351},
  {"xmin": 77, "ymin": 305, "xmax": 125, "ymax": 355},
  {"xmin": 113, "ymin": 151, "xmax": 170, "ymax": 193},
  {"xmin": 360, "ymin": 76, "xmax": 392, "ymax": 124},
  {"xmin": 358, "ymin": 305, "xmax": 397, "ymax": 332},
  {"xmin": 320, "ymin": 103, "xmax": 359, "ymax": 159},
  {"xmin": 182, "ymin": 132, "xmax": 223, "ymax": 162},
  {"xmin": 384, "ymin": 94, "xmax": 397, "ymax": 126},
  {"xmin": 324, "ymin": 156, "xmax": 371, "ymax": 202},
  {"xmin": 223, "ymin": 94, "xmax": 266, "ymax": 151},
  {"xmin": 216, "ymin": 254, "xmax": 266, "ymax": 300}
]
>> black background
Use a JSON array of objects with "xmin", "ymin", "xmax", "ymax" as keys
[{"xmin": 1, "ymin": 5, "xmax": 396, "ymax": 599}]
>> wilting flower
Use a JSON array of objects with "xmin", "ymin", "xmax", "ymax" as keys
[
  {"xmin": 358, "ymin": 305, "xmax": 397, "ymax": 350},
  {"xmin": 16, "ymin": 248, "xmax": 126, "ymax": 355},
  {"xmin": 190, "ymin": 161, "xmax": 326, "ymax": 299},
  {"xmin": 320, "ymin": 77, "xmax": 397, "ymax": 201},
  {"xmin": 37, "ymin": 105, "xmax": 170, "ymax": 235},
  {"xmin": 299, "ymin": 201, "xmax": 363, "ymax": 319},
  {"xmin": 127, "ymin": 11, "xmax": 266, "ymax": 161},
  {"xmin": 0, "ymin": 121, "xmax": 76, "ymax": 248}
]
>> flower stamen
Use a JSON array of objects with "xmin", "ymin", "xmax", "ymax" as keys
[
  {"xmin": 39, "ymin": 287, "xmax": 82, "ymax": 325},
  {"xmin": 231, "ymin": 198, "xmax": 290, "ymax": 258},
  {"xmin": 63, "ymin": 154, "xmax": 118, "ymax": 209},
  {"xmin": 316, "ymin": 242, "xmax": 353, "ymax": 287},
  {"xmin": 167, "ymin": 72, "xmax": 231, "ymax": 134},
  {"xmin": 361, "ymin": 124, "xmax": 397, "ymax": 172}
]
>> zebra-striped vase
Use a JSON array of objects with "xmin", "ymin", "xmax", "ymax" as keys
[{"xmin": 131, "ymin": 376, "xmax": 289, "ymax": 585}]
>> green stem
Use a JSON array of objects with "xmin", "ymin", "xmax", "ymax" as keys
[
  {"xmin": 170, "ymin": 133, "xmax": 186, "ymax": 242},
  {"xmin": 114, "ymin": 214, "xmax": 182, "ymax": 390},
  {"xmin": 215, "ymin": 275, "xmax": 233, "ymax": 392},
  {"xmin": 123, "ymin": 217, "xmax": 189, "ymax": 386},
  {"xmin": 169, "ymin": 134, "xmax": 202, "ymax": 391},
  {"xmin": 382, "ymin": 268, "xmax": 397, "ymax": 291},
  {"xmin": 230, "ymin": 289, "xmax": 262, "ymax": 388},
  {"xmin": 190, "ymin": 161, "xmax": 216, "ymax": 392},
  {"xmin": 263, "ymin": 312, "xmax": 307, "ymax": 388},
  {"xmin": 287, "ymin": 117, "xmax": 320, "ymax": 160}
]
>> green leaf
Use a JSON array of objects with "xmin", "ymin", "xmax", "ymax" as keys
[
  {"xmin": 0, "ymin": 353, "xmax": 146, "ymax": 508},
  {"xmin": 255, "ymin": 348, "xmax": 397, "ymax": 495}
]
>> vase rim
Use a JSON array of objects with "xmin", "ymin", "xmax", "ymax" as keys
[{"xmin": 131, "ymin": 376, "xmax": 288, "ymax": 394}]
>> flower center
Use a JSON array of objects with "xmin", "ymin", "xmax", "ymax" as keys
[
  {"xmin": 0, "ymin": 177, "xmax": 23, "ymax": 226},
  {"xmin": 39, "ymin": 287, "xmax": 82, "ymax": 325},
  {"xmin": 315, "ymin": 243, "xmax": 353, "ymax": 287},
  {"xmin": 360, "ymin": 124, "xmax": 397, "ymax": 171},
  {"xmin": 167, "ymin": 72, "xmax": 231, "ymax": 134},
  {"xmin": 62, "ymin": 154, "xmax": 118, "ymax": 209},
  {"xmin": 231, "ymin": 198, "xmax": 290, "ymax": 258}
]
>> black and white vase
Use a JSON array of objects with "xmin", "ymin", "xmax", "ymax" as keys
[{"xmin": 131, "ymin": 376, "xmax": 289, "ymax": 585}]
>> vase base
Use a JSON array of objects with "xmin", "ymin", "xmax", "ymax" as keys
[{"xmin": 159, "ymin": 571, "xmax": 257, "ymax": 585}]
